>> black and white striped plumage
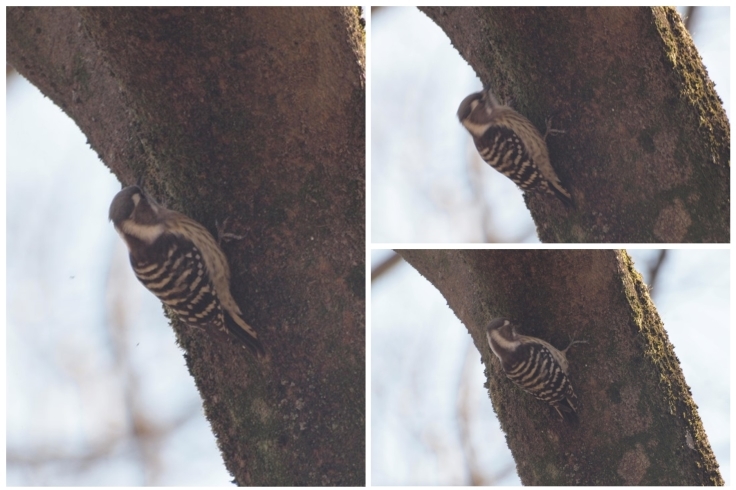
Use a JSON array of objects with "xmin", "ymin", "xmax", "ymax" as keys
[
  {"xmin": 109, "ymin": 185, "xmax": 264, "ymax": 357},
  {"xmin": 486, "ymin": 318, "xmax": 583, "ymax": 421},
  {"xmin": 457, "ymin": 89, "xmax": 572, "ymax": 206}
]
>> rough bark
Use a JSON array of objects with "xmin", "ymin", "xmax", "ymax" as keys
[
  {"xmin": 397, "ymin": 249, "xmax": 722, "ymax": 485},
  {"xmin": 420, "ymin": 7, "xmax": 729, "ymax": 243},
  {"xmin": 8, "ymin": 7, "xmax": 365, "ymax": 486}
]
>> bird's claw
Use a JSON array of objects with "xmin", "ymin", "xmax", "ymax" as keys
[{"xmin": 216, "ymin": 217, "xmax": 244, "ymax": 246}]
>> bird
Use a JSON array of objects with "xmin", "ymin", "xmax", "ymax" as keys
[{"xmin": 109, "ymin": 185, "xmax": 265, "ymax": 357}]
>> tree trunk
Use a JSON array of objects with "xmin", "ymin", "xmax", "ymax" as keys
[
  {"xmin": 420, "ymin": 7, "xmax": 729, "ymax": 243},
  {"xmin": 7, "ymin": 7, "xmax": 365, "ymax": 486},
  {"xmin": 397, "ymin": 249, "xmax": 723, "ymax": 485}
]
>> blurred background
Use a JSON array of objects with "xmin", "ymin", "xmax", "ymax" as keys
[
  {"xmin": 371, "ymin": 7, "xmax": 730, "ymax": 243},
  {"xmin": 370, "ymin": 249, "xmax": 729, "ymax": 485}
]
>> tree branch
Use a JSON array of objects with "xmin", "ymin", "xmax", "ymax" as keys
[
  {"xmin": 397, "ymin": 249, "xmax": 722, "ymax": 485},
  {"xmin": 8, "ymin": 7, "xmax": 365, "ymax": 485},
  {"xmin": 420, "ymin": 7, "xmax": 729, "ymax": 243}
]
